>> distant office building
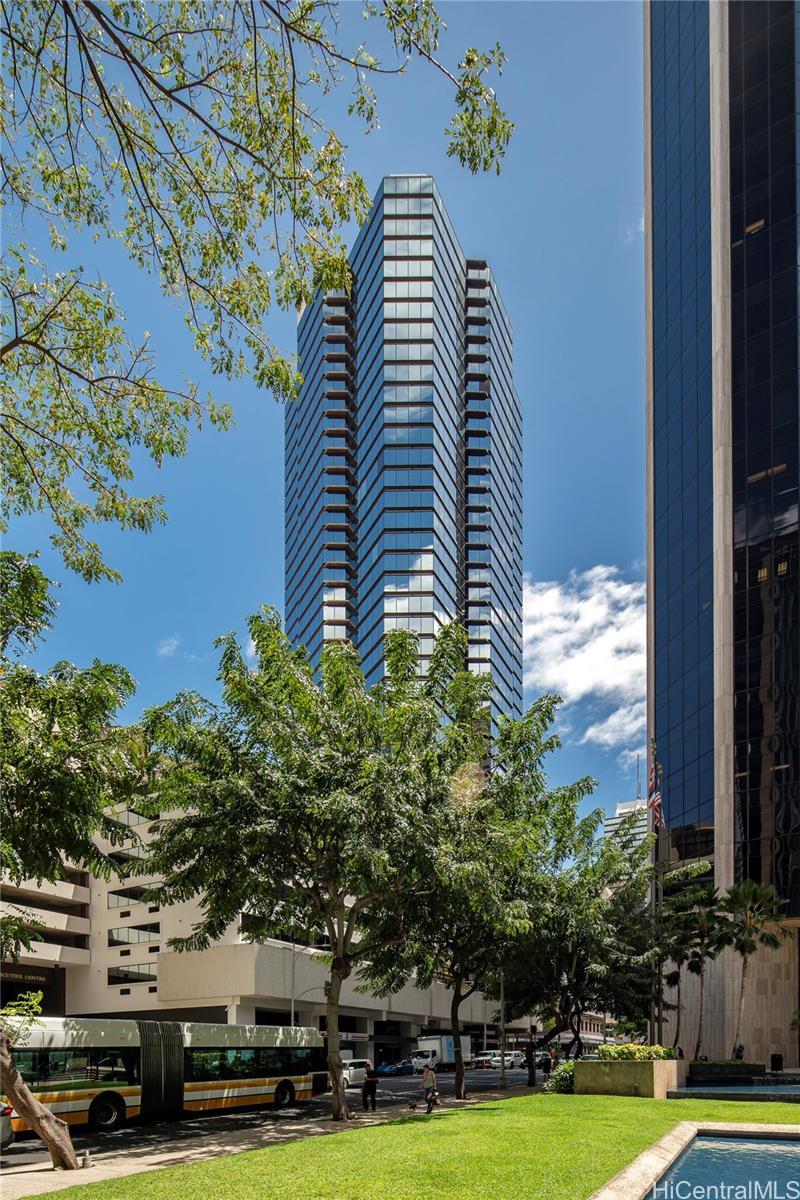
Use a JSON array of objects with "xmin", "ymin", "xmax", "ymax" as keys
[
  {"xmin": 646, "ymin": 0, "xmax": 799, "ymax": 1062},
  {"xmin": 285, "ymin": 175, "xmax": 523, "ymax": 724},
  {"xmin": 603, "ymin": 799, "xmax": 649, "ymax": 848}
]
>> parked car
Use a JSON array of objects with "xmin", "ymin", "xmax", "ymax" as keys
[
  {"xmin": 1, "ymin": 1105, "xmax": 14, "ymax": 1153},
  {"xmin": 473, "ymin": 1052, "xmax": 495, "ymax": 1070},
  {"xmin": 376, "ymin": 1060, "xmax": 414, "ymax": 1076},
  {"xmin": 490, "ymin": 1051, "xmax": 525, "ymax": 1069},
  {"xmin": 341, "ymin": 1059, "xmax": 371, "ymax": 1088}
]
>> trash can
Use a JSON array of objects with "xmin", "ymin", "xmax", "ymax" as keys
[{"xmin": 770, "ymin": 1053, "xmax": 784, "ymax": 1073}]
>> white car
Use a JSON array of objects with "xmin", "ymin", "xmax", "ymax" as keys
[
  {"xmin": 341, "ymin": 1059, "xmax": 371, "ymax": 1088},
  {"xmin": 1, "ymin": 1105, "xmax": 13, "ymax": 1153},
  {"xmin": 473, "ymin": 1052, "xmax": 495, "ymax": 1070},
  {"xmin": 490, "ymin": 1051, "xmax": 525, "ymax": 1069}
]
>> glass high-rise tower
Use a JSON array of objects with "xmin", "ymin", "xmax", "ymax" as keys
[
  {"xmin": 285, "ymin": 175, "xmax": 522, "ymax": 725},
  {"xmin": 646, "ymin": 0, "xmax": 799, "ymax": 1061}
]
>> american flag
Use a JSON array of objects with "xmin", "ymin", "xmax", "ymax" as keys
[{"xmin": 648, "ymin": 760, "xmax": 664, "ymax": 829}]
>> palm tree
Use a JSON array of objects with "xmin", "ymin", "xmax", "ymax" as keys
[
  {"xmin": 662, "ymin": 890, "xmax": 697, "ymax": 1051},
  {"xmin": 684, "ymin": 885, "xmax": 723, "ymax": 1061},
  {"xmin": 718, "ymin": 881, "xmax": 792, "ymax": 1059}
]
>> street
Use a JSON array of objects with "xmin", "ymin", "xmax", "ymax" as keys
[{"xmin": 1, "ymin": 1069, "xmax": 536, "ymax": 1178}]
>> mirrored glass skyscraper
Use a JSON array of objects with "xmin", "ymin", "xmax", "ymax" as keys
[
  {"xmin": 285, "ymin": 175, "xmax": 522, "ymax": 724},
  {"xmin": 646, "ymin": 0, "xmax": 799, "ymax": 1060}
]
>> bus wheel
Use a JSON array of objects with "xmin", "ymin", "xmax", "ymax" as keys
[
  {"xmin": 273, "ymin": 1081, "xmax": 295, "ymax": 1109},
  {"xmin": 88, "ymin": 1093, "xmax": 126, "ymax": 1132}
]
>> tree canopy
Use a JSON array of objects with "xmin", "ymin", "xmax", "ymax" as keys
[
  {"xmin": 143, "ymin": 611, "xmax": 492, "ymax": 1119},
  {"xmin": 2, "ymin": 0, "xmax": 512, "ymax": 581},
  {"xmin": 363, "ymin": 693, "xmax": 595, "ymax": 1097},
  {"xmin": 0, "ymin": 550, "xmax": 141, "ymax": 961},
  {"xmin": 495, "ymin": 812, "xmax": 655, "ymax": 1056}
]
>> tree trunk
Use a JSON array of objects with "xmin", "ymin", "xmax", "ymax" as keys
[
  {"xmin": 524, "ymin": 1041, "xmax": 537, "ymax": 1088},
  {"xmin": 732, "ymin": 953, "xmax": 748, "ymax": 1059},
  {"xmin": 450, "ymin": 984, "xmax": 466, "ymax": 1101},
  {"xmin": 672, "ymin": 975, "xmax": 682, "ymax": 1049},
  {"xmin": 325, "ymin": 968, "xmax": 352, "ymax": 1121},
  {"xmin": 0, "ymin": 1037, "xmax": 79, "ymax": 1169},
  {"xmin": 693, "ymin": 958, "xmax": 705, "ymax": 1061}
]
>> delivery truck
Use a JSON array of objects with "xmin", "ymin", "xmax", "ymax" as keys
[{"xmin": 411, "ymin": 1035, "xmax": 473, "ymax": 1072}]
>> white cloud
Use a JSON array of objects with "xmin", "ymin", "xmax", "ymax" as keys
[
  {"xmin": 523, "ymin": 566, "xmax": 646, "ymax": 764},
  {"xmin": 156, "ymin": 634, "xmax": 181, "ymax": 658},
  {"xmin": 618, "ymin": 744, "xmax": 648, "ymax": 775},
  {"xmin": 582, "ymin": 699, "xmax": 646, "ymax": 749},
  {"xmin": 245, "ymin": 636, "xmax": 257, "ymax": 661},
  {"xmin": 624, "ymin": 211, "xmax": 645, "ymax": 244}
]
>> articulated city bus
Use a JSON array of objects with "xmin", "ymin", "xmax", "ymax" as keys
[{"xmin": 6, "ymin": 1017, "xmax": 328, "ymax": 1134}]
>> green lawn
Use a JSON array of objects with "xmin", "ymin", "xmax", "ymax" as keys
[{"xmin": 37, "ymin": 1094, "xmax": 800, "ymax": 1200}]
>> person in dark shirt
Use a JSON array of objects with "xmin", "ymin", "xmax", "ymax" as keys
[{"xmin": 362, "ymin": 1062, "xmax": 379, "ymax": 1111}]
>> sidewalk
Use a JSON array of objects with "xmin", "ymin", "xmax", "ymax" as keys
[{"xmin": 1, "ymin": 1084, "xmax": 536, "ymax": 1199}]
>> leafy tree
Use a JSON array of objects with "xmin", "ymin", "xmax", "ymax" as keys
[
  {"xmin": 0, "ymin": 550, "xmax": 143, "ymax": 1167},
  {"xmin": 718, "ymin": 880, "xmax": 792, "ymax": 1059},
  {"xmin": 661, "ymin": 888, "xmax": 701, "ymax": 1051},
  {"xmin": 2, "ymin": 1, "xmax": 512, "ymax": 582},
  {"xmin": 143, "ymin": 611, "xmax": 490, "ymax": 1120},
  {"xmin": 496, "ymin": 812, "xmax": 654, "ymax": 1061},
  {"xmin": 680, "ymin": 884, "xmax": 724, "ymax": 1061},
  {"xmin": 364, "ymin": 694, "xmax": 594, "ymax": 1099},
  {"xmin": 0, "ymin": 551, "xmax": 57, "ymax": 656}
]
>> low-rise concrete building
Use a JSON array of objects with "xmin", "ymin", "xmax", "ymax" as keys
[{"xmin": 3, "ymin": 813, "xmax": 529, "ymax": 1063}]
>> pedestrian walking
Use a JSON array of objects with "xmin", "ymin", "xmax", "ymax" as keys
[
  {"xmin": 421, "ymin": 1061, "xmax": 438, "ymax": 1113},
  {"xmin": 362, "ymin": 1062, "xmax": 378, "ymax": 1112}
]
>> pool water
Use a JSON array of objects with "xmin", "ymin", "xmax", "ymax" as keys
[{"xmin": 650, "ymin": 1137, "xmax": 800, "ymax": 1198}]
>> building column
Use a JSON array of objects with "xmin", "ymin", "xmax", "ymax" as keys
[
  {"xmin": 355, "ymin": 1016, "xmax": 375, "ymax": 1063},
  {"xmin": 226, "ymin": 1000, "xmax": 256, "ymax": 1025}
]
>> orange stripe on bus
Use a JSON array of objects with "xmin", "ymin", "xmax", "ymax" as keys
[
  {"xmin": 184, "ymin": 1091, "xmax": 312, "ymax": 1113},
  {"xmin": 23, "ymin": 1087, "xmax": 141, "ymax": 1104},
  {"xmin": 12, "ymin": 1111, "xmax": 88, "ymax": 1133},
  {"xmin": 183, "ymin": 1076, "xmax": 310, "ymax": 1093}
]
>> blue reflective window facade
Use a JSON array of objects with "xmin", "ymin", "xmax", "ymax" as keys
[
  {"xmin": 729, "ymin": 0, "xmax": 800, "ymax": 915},
  {"xmin": 650, "ymin": 1, "xmax": 715, "ymax": 862},
  {"xmin": 649, "ymin": 1, "xmax": 800, "ymax": 912},
  {"xmin": 285, "ymin": 176, "xmax": 522, "ymax": 723}
]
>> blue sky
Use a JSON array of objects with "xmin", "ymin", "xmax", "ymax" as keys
[{"xmin": 14, "ymin": 1, "xmax": 647, "ymax": 820}]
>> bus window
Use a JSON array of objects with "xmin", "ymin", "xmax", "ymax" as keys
[
  {"xmin": 90, "ymin": 1049, "xmax": 140, "ymax": 1085},
  {"xmin": 12, "ymin": 1048, "xmax": 140, "ymax": 1089},
  {"xmin": 289, "ymin": 1047, "xmax": 315, "ymax": 1074},
  {"xmin": 256, "ymin": 1046, "xmax": 287, "ymax": 1075},
  {"xmin": 185, "ymin": 1050, "xmax": 223, "ymax": 1081},
  {"xmin": 12, "ymin": 1051, "xmax": 48, "ymax": 1087},
  {"xmin": 220, "ymin": 1049, "xmax": 257, "ymax": 1079}
]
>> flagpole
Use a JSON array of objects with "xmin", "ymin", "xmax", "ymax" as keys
[
  {"xmin": 648, "ymin": 737, "xmax": 665, "ymax": 1046},
  {"xmin": 656, "ymin": 757, "xmax": 664, "ymax": 1045}
]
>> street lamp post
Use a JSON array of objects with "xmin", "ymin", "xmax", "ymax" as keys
[
  {"xmin": 499, "ymin": 970, "xmax": 507, "ymax": 1090},
  {"xmin": 290, "ymin": 934, "xmax": 296, "ymax": 1027}
]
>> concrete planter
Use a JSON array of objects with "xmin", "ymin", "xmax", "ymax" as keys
[{"xmin": 574, "ymin": 1058, "xmax": 688, "ymax": 1100}]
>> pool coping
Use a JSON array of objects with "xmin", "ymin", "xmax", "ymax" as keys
[
  {"xmin": 587, "ymin": 1122, "xmax": 800, "ymax": 1200},
  {"xmin": 667, "ymin": 1088, "xmax": 800, "ymax": 1102}
]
